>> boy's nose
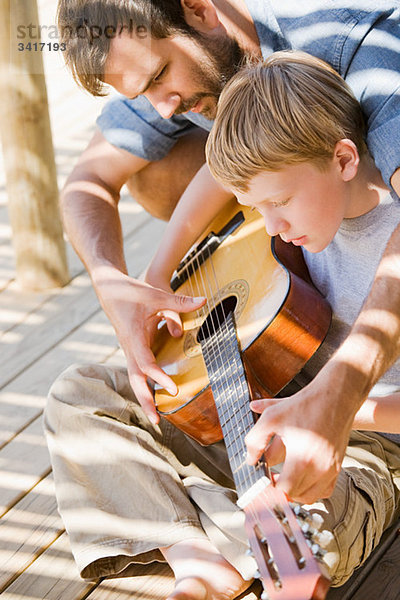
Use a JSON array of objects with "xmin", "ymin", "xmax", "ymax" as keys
[{"xmin": 263, "ymin": 214, "xmax": 289, "ymax": 237}]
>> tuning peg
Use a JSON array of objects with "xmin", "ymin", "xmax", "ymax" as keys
[
  {"xmin": 300, "ymin": 522, "xmax": 313, "ymax": 536},
  {"xmin": 261, "ymin": 592, "xmax": 271, "ymax": 600},
  {"xmin": 291, "ymin": 503, "xmax": 311, "ymax": 520},
  {"xmin": 309, "ymin": 513, "xmax": 324, "ymax": 531},
  {"xmin": 253, "ymin": 569, "xmax": 261, "ymax": 579},
  {"xmin": 245, "ymin": 548, "xmax": 254, "ymax": 557},
  {"xmin": 307, "ymin": 540, "xmax": 329, "ymax": 560},
  {"xmin": 314, "ymin": 529, "xmax": 334, "ymax": 548}
]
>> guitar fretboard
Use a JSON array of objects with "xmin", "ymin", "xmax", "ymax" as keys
[{"xmin": 200, "ymin": 311, "xmax": 266, "ymax": 498}]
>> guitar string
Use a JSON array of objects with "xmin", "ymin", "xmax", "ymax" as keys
[
  {"xmin": 202, "ymin": 244, "xmax": 259, "ymax": 493},
  {"xmin": 200, "ymin": 244, "xmax": 252, "ymax": 493},
  {"xmin": 180, "ymin": 224, "xmax": 260, "ymax": 495},
  {"xmin": 180, "ymin": 241, "xmax": 249, "ymax": 493}
]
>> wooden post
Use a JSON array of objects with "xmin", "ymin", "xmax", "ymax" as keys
[{"xmin": 0, "ymin": 0, "xmax": 69, "ymax": 290}]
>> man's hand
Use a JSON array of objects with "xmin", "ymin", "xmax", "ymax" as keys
[
  {"xmin": 93, "ymin": 265, "xmax": 205, "ymax": 423},
  {"xmin": 245, "ymin": 366, "xmax": 360, "ymax": 504}
]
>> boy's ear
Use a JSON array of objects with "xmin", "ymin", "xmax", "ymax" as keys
[
  {"xmin": 334, "ymin": 139, "xmax": 360, "ymax": 182},
  {"xmin": 181, "ymin": 0, "xmax": 220, "ymax": 31}
]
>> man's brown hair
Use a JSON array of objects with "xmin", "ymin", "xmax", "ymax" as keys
[
  {"xmin": 206, "ymin": 51, "xmax": 367, "ymax": 192},
  {"xmin": 57, "ymin": 0, "xmax": 196, "ymax": 96}
]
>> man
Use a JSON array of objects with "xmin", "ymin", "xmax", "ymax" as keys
[
  {"xmin": 45, "ymin": 49, "xmax": 400, "ymax": 599},
  {"xmin": 56, "ymin": 0, "xmax": 400, "ymax": 503}
]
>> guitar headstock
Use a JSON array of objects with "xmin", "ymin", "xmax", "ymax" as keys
[{"xmin": 238, "ymin": 477, "xmax": 331, "ymax": 600}]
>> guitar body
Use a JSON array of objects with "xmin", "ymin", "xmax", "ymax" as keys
[{"xmin": 154, "ymin": 199, "xmax": 331, "ymax": 445}]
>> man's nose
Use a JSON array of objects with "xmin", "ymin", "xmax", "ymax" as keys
[{"xmin": 146, "ymin": 90, "xmax": 181, "ymax": 119}]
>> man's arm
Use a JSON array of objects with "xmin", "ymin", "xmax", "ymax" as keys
[
  {"xmin": 245, "ymin": 167, "xmax": 400, "ymax": 503},
  {"xmin": 61, "ymin": 129, "xmax": 205, "ymax": 422}
]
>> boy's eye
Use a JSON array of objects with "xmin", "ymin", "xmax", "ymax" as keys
[{"xmin": 273, "ymin": 198, "xmax": 290, "ymax": 208}]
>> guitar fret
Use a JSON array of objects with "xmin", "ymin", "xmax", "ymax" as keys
[{"xmin": 200, "ymin": 312, "xmax": 266, "ymax": 497}]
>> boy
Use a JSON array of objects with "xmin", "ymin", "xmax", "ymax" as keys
[
  {"xmin": 145, "ymin": 50, "xmax": 400, "ymax": 585},
  {"xmin": 45, "ymin": 52, "xmax": 400, "ymax": 598}
]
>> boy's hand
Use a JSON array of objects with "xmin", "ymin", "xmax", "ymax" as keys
[
  {"xmin": 93, "ymin": 266, "xmax": 206, "ymax": 423},
  {"xmin": 246, "ymin": 367, "xmax": 358, "ymax": 503}
]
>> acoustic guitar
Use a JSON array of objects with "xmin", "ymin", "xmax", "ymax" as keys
[{"xmin": 153, "ymin": 199, "xmax": 332, "ymax": 599}]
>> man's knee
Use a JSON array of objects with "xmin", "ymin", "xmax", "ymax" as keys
[
  {"xmin": 310, "ymin": 465, "xmax": 389, "ymax": 587},
  {"xmin": 46, "ymin": 363, "xmax": 132, "ymax": 423},
  {"xmin": 127, "ymin": 128, "xmax": 208, "ymax": 221}
]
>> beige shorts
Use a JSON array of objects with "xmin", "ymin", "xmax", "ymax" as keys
[{"xmin": 44, "ymin": 363, "xmax": 400, "ymax": 587}]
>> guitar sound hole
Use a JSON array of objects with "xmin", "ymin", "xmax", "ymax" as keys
[{"xmin": 197, "ymin": 295, "xmax": 238, "ymax": 343}]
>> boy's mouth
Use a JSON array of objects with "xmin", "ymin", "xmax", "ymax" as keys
[{"xmin": 285, "ymin": 235, "xmax": 307, "ymax": 246}]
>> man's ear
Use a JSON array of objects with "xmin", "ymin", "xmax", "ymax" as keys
[
  {"xmin": 334, "ymin": 139, "xmax": 360, "ymax": 182},
  {"xmin": 181, "ymin": 0, "xmax": 220, "ymax": 31}
]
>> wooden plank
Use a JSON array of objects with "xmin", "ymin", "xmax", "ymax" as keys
[
  {"xmin": 0, "ymin": 474, "xmax": 63, "ymax": 593},
  {"xmin": 0, "ymin": 308, "xmax": 119, "ymax": 450},
  {"xmin": 0, "ymin": 418, "xmax": 51, "ymax": 516},
  {"xmin": 0, "ymin": 196, "xmax": 149, "ymax": 338},
  {"xmin": 87, "ymin": 564, "xmax": 174, "ymax": 600},
  {"xmin": 0, "ymin": 215, "xmax": 164, "ymax": 391},
  {"xmin": 1, "ymin": 532, "xmax": 94, "ymax": 600},
  {"xmin": 0, "ymin": 216, "xmax": 164, "ymax": 448}
]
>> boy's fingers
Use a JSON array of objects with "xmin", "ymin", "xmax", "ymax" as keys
[
  {"xmin": 264, "ymin": 435, "xmax": 286, "ymax": 466},
  {"xmin": 249, "ymin": 399, "xmax": 280, "ymax": 414},
  {"xmin": 276, "ymin": 463, "xmax": 337, "ymax": 503},
  {"xmin": 245, "ymin": 417, "xmax": 276, "ymax": 465}
]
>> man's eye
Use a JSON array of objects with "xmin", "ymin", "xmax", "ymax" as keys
[{"xmin": 154, "ymin": 66, "xmax": 167, "ymax": 82}]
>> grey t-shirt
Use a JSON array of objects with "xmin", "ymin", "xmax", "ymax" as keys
[{"xmin": 297, "ymin": 192, "xmax": 400, "ymax": 444}]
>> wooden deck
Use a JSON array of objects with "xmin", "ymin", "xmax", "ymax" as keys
[{"xmin": 1, "ymin": 1, "xmax": 399, "ymax": 598}]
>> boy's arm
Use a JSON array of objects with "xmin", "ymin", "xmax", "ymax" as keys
[
  {"xmin": 145, "ymin": 163, "xmax": 234, "ymax": 289},
  {"xmin": 353, "ymin": 394, "xmax": 400, "ymax": 433},
  {"xmin": 246, "ymin": 172, "xmax": 400, "ymax": 503}
]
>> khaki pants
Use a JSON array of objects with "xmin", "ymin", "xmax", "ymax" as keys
[{"xmin": 44, "ymin": 363, "xmax": 400, "ymax": 587}]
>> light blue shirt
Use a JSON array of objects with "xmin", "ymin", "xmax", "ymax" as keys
[{"xmin": 97, "ymin": 0, "xmax": 400, "ymax": 188}]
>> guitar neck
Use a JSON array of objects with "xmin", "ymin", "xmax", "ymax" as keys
[{"xmin": 200, "ymin": 311, "xmax": 266, "ymax": 498}]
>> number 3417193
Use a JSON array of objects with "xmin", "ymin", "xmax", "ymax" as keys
[{"xmin": 18, "ymin": 42, "xmax": 66, "ymax": 52}]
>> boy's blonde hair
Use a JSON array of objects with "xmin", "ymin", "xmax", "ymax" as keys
[{"xmin": 206, "ymin": 51, "xmax": 367, "ymax": 192}]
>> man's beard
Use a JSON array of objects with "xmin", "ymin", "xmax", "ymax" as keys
[{"xmin": 175, "ymin": 31, "xmax": 247, "ymax": 120}]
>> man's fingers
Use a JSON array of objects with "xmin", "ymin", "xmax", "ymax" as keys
[
  {"xmin": 160, "ymin": 310, "xmax": 183, "ymax": 337},
  {"xmin": 128, "ymin": 335, "xmax": 178, "ymax": 396},
  {"xmin": 128, "ymin": 371, "xmax": 160, "ymax": 424},
  {"xmin": 166, "ymin": 292, "xmax": 206, "ymax": 313}
]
